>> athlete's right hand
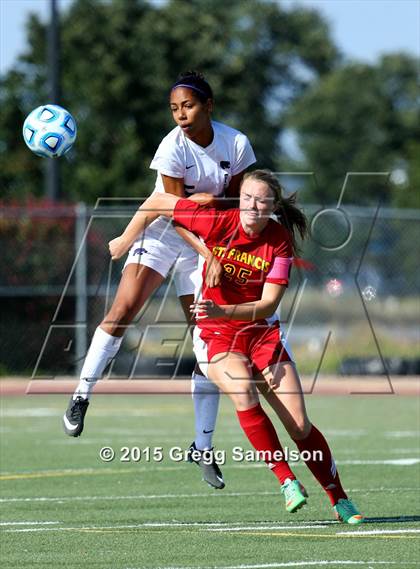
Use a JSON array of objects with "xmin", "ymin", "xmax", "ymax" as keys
[
  {"xmin": 109, "ymin": 235, "xmax": 131, "ymax": 260},
  {"xmin": 190, "ymin": 299, "xmax": 226, "ymax": 319}
]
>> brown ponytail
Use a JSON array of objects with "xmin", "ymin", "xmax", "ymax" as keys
[{"xmin": 242, "ymin": 169, "xmax": 307, "ymax": 255}]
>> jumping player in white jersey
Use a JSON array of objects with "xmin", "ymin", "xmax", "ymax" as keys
[{"xmin": 63, "ymin": 71, "xmax": 256, "ymax": 489}]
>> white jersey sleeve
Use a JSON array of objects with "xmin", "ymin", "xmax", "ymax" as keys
[
  {"xmin": 149, "ymin": 128, "xmax": 186, "ymax": 178},
  {"xmin": 232, "ymin": 132, "xmax": 256, "ymax": 175}
]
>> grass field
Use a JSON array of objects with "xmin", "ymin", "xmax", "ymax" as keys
[{"xmin": 1, "ymin": 392, "xmax": 419, "ymax": 568}]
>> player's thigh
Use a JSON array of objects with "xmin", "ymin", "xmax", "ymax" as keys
[
  {"xmin": 173, "ymin": 247, "xmax": 198, "ymax": 327},
  {"xmin": 257, "ymin": 362, "xmax": 311, "ymax": 439},
  {"xmin": 173, "ymin": 244, "xmax": 199, "ymax": 300},
  {"xmin": 102, "ymin": 264, "xmax": 164, "ymax": 331},
  {"xmin": 178, "ymin": 294, "xmax": 207, "ymax": 377},
  {"xmin": 207, "ymin": 352, "xmax": 258, "ymax": 410},
  {"xmin": 178, "ymin": 294, "xmax": 195, "ymax": 326}
]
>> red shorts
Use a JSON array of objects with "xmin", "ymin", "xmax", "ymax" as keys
[{"xmin": 193, "ymin": 320, "xmax": 292, "ymax": 377}]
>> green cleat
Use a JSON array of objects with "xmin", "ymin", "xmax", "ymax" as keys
[
  {"xmin": 281, "ymin": 478, "xmax": 308, "ymax": 513},
  {"xmin": 333, "ymin": 498, "xmax": 364, "ymax": 524}
]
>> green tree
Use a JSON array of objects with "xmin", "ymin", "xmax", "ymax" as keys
[
  {"xmin": 0, "ymin": 0, "xmax": 338, "ymax": 203},
  {"xmin": 287, "ymin": 53, "xmax": 420, "ymax": 206}
]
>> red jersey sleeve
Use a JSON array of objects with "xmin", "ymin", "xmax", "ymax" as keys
[
  {"xmin": 265, "ymin": 225, "xmax": 294, "ymax": 286},
  {"xmin": 173, "ymin": 198, "xmax": 221, "ymax": 241}
]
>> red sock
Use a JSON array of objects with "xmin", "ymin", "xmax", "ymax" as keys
[
  {"xmin": 236, "ymin": 403, "xmax": 295, "ymax": 485},
  {"xmin": 294, "ymin": 425, "xmax": 347, "ymax": 506}
]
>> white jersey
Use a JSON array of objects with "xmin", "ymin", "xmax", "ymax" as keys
[{"xmin": 150, "ymin": 120, "xmax": 256, "ymax": 196}]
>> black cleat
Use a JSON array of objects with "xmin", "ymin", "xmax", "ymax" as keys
[
  {"xmin": 62, "ymin": 396, "xmax": 89, "ymax": 437},
  {"xmin": 187, "ymin": 441, "xmax": 225, "ymax": 489}
]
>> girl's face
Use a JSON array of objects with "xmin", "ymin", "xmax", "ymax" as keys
[
  {"xmin": 239, "ymin": 178, "xmax": 276, "ymax": 234},
  {"xmin": 170, "ymin": 87, "xmax": 213, "ymax": 140}
]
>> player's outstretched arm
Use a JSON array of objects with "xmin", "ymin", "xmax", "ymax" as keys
[
  {"xmin": 191, "ymin": 282, "xmax": 287, "ymax": 321},
  {"xmin": 108, "ymin": 192, "xmax": 180, "ymax": 260},
  {"xmin": 108, "ymin": 192, "xmax": 217, "ymax": 261}
]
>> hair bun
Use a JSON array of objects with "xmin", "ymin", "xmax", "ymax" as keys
[{"xmin": 171, "ymin": 71, "xmax": 213, "ymax": 102}]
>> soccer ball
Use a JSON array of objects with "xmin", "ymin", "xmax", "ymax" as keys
[{"xmin": 22, "ymin": 104, "xmax": 77, "ymax": 158}]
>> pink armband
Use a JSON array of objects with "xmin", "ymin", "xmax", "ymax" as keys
[{"xmin": 266, "ymin": 257, "xmax": 293, "ymax": 281}]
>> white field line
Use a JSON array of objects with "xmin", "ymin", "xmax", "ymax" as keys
[
  {"xmin": 1, "ymin": 525, "xmax": 146, "ymax": 533},
  {"xmin": 44, "ymin": 437, "xmax": 190, "ymax": 445},
  {"xmin": 0, "ymin": 491, "xmax": 278, "ymax": 503},
  {"xmin": 204, "ymin": 525, "xmax": 325, "ymax": 531},
  {"xmin": 1, "ymin": 458, "xmax": 418, "ymax": 480},
  {"xmin": 330, "ymin": 448, "xmax": 420, "ymax": 455},
  {"xmin": 203, "ymin": 524, "xmax": 420, "ymax": 533},
  {"xmin": 6, "ymin": 438, "xmax": 420, "ymax": 451},
  {"xmin": 42, "ymin": 436, "xmax": 253, "ymax": 445},
  {"xmin": 1, "ymin": 521, "xmax": 336, "ymax": 533},
  {"xmin": 228, "ymin": 459, "xmax": 419, "ymax": 468},
  {"xmin": 385, "ymin": 431, "xmax": 420, "ymax": 438},
  {"xmin": 335, "ymin": 458, "xmax": 420, "ymax": 466},
  {"xmin": 324, "ymin": 430, "xmax": 368, "ymax": 437},
  {"xmin": 385, "ymin": 448, "xmax": 420, "ymax": 454},
  {"xmin": 337, "ymin": 529, "xmax": 420, "ymax": 535},
  {"xmin": 4, "ymin": 520, "xmax": 420, "ymax": 535},
  {"xmin": 1, "ymin": 487, "xmax": 419, "ymax": 504},
  {"xmin": 228, "ymin": 459, "xmax": 420, "ymax": 468},
  {"xmin": 3, "ymin": 522, "xmax": 324, "ymax": 533},
  {"xmin": 0, "ymin": 521, "xmax": 60, "ymax": 526},
  {"xmin": 0, "ymin": 409, "xmax": 59, "ymax": 417},
  {"xmin": 0, "ymin": 409, "xmax": 160, "ymax": 418},
  {"xmin": 0, "ymin": 465, "xmax": 184, "ymax": 478},
  {"xmin": 1, "ymin": 524, "xmax": 308, "ymax": 534},
  {"xmin": 123, "ymin": 563, "xmax": 418, "ymax": 569}
]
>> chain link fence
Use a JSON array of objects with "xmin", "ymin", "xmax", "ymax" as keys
[{"xmin": 1, "ymin": 201, "xmax": 419, "ymax": 377}]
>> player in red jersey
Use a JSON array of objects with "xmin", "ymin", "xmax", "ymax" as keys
[{"xmin": 109, "ymin": 170, "xmax": 364, "ymax": 524}]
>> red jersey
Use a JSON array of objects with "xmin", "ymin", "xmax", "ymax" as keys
[{"xmin": 173, "ymin": 199, "xmax": 293, "ymax": 330}]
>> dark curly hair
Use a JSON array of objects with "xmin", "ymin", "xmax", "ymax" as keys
[{"xmin": 171, "ymin": 70, "xmax": 213, "ymax": 103}]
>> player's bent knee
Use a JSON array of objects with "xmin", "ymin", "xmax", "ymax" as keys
[
  {"xmin": 228, "ymin": 386, "xmax": 259, "ymax": 411},
  {"xmin": 287, "ymin": 419, "xmax": 312, "ymax": 441},
  {"xmin": 102, "ymin": 303, "xmax": 137, "ymax": 332}
]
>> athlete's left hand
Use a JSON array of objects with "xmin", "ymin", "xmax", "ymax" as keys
[
  {"xmin": 190, "ymin": 299, "xmax": 226, "ymax": 319},
  {"xmin": 109, "ymin": 235, "xmax": 132, "ymax": 260}
]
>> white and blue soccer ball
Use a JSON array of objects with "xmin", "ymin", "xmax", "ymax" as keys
[{"xmin": 22, "ymin": 104, "xmax": 77, "ymax": 158}]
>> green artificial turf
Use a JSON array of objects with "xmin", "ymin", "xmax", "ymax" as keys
[{"xmin": 1, "ymin": 393, "xmax": 419, "ymax": 568}]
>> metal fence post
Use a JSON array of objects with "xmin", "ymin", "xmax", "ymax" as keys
[{"xmin": 75, "ymin": 202, "xmax": 87, "ymax": 376}]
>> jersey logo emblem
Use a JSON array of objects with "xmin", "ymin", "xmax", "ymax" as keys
[
  {"xmin": 133, "ymin": 247, "xmax": 148, "ymax": 256},
  {"xmin": 220, "ymin": 161, "xmax": 231, "ymax": 170},
  {"xmin": 186, "ymin": 164, "xmax": 195, "ymax": 169}
]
